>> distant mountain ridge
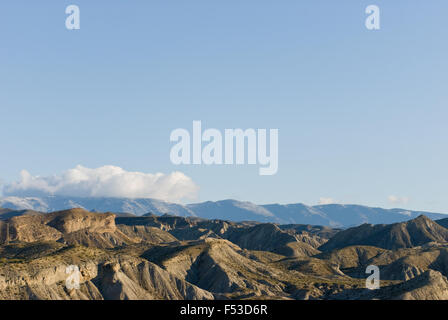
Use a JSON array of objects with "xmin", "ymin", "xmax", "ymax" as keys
[{"xmin": 0, "ymin": 195, "xmax": 446, "ymax": 228}]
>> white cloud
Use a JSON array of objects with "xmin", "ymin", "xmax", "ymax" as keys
[
  {"xmin": 388, "ymin": 195, "xmax": 409, "ymax": 206},
  {"xmin": 2, "ymin": 165, "xmax": 199, "ymax": 203},
  {"xmin": 318, "ymin": 197, "xmax": 340, "ymax": 205}
]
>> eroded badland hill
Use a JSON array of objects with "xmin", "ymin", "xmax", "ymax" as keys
[{"xmin": 1, "ymin": 208, "xmax": 448, "ymax": 300}]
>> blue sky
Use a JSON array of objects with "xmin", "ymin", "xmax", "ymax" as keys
[{"xmin": 1, "ymin": 1, "xmax": 447, "ymax": 212}]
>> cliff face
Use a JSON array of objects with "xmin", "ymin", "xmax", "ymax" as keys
[
  {"xmin": 392, "ymin": 270, "xmax": 448, "ymax": 300},
  {"xmin": 45, "ymin": 209, "xmax": 117, "ymax": 234},
  {"xmin": 0, "ymin": 209, "xmax": 135, "ymax": 248},
  {"xmin": 0, "ymin": 251, "xmax": 213, "ymax": 300},
  {"xmin": 0, "ymin": 209, "xmax": 215, "ymax": 300}
]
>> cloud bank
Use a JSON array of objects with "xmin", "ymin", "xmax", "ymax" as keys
[
  {"xmin": 318, "ymin": 197, "xmax": 340, "ymax": 205},
  {"xmin": 388, "ymin": 195, "xmax": 409, "ymax": 206},
  {"xmin": 2, "ymin": 165, "xmax": 199, "ymax": 203}
]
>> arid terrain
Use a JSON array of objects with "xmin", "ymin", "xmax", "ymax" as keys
[{"xmin": 1, "ymin": 207, "xmax": 448, "ymax": 300}]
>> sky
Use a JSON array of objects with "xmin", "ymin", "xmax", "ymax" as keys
[{"xmin": 0, "ymin": 1, "xmax": 447, "ymax": 212}]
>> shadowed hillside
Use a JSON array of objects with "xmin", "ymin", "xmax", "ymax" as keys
[{"xmin": 319, "ymin": 215, "xmax": 448, "ymax": 251}]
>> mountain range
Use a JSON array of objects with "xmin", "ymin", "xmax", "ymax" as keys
[
  {"xmin": 0, "ymin": 195, "xmax": 446, "ymax": 228},
  {"xmin": 2, "ymin": 207, "xmax": 448, "ymax": 299}
]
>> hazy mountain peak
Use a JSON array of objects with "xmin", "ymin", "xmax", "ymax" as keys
[{"xmin": 0, "ymin": 195, "xmax": 446, "ymax": 228}]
